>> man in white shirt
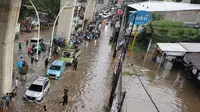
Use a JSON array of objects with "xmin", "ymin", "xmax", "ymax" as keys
[{"xmin": 15, "ymin": 77, "xmax": 22, "ymax": 90}]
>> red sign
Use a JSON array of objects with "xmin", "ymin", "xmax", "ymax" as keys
[{"xmin": 118, "ymin": 9, "xmax": 123, "ymax": 15}]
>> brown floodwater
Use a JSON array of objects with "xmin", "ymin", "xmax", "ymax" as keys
[
  {"xmin": 12, "ymin": 25, "xmax": 115, "ymax": 112},
  {"xmin": 10, "ymin": 25, "xmax": 200, "ymax": 112},
  {"xmin": 122, "ymin": 52, "xmax": 200, "ymax": 112}
]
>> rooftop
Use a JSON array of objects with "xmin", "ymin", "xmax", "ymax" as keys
[
  {"xmin": 180, "ymin": 43, "xmax": 200, "ymax": 52},
  {"xmin": 185, "ymin": 53, "xmax": 200, "ymax": 70},
  {"xmin": 128, "ymin": 1, "xmax": 200, "ymax": 12},
  {"xmin": 157, "ymin": 43, "xmax": 187, "ymax": 56}
]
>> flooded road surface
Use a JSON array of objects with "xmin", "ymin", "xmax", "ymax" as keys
[
  {"xmin": 11, "ymin": 25, "xmax": 114, "ymax": 112},
  {"xmin": 122, "ymin": 52, "xmax": 200, "ymax": 112},
  {"xmin": 10, "ymin": 26, "xmax": 200, "ymax": 112}
]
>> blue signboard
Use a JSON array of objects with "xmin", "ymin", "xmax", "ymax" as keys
[{"xmin": 130, "ymin": 10, "xmax": 152, "ymax": 25}]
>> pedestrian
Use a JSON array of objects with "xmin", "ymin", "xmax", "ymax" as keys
[
  {"xmin": 73, "ymin": 58, "xmax": 78, "ymax": 71},
  {"xmin": 31, "ymin": 56, "xmax": 34, "ymax": 65},
  {"xmin": 57, "ymin": 46, "xmax": 60, "ymax": 56},
  {"xmin": 1, "ymin": 97, "xmax": 7, "ymax": 111},
  {"xmin": 63, "ymin": 89, "xmax": 68, "ymax": 96},
  {"xmin": 4, "ymin": 93, "xmax": 10, "ymax": 107},
  {"xmin": 11, "ymin": 87, "xmax": 17, "ymax": 99},
  {"xmin": 20, "ymin": 56, "xmax": 23, "ymax": 62},
  {"xmin": 94, "ymin": 39, "xmax": 97, "ymax": 45},
  {"xmin": 26, "ymin": 39, "xmax": 29, "ymax": 47},
  {"xmin": 43, "ymin": 105, "xmax": 47, "ymax": 112},
  {"xmin": 98, "ymin": 23, "xmax": 101, "ymax": 29},
  {"xmin": 104, "ymin": 19, "xmax": 107, "ymax": 26},
  {"xmin": 85, "ymin": 41, "xmax": 88, "ymax": 49},
  {"xmin": 43, "ymin": 58, "xmax": 49, "ymax": 71},
  {"xmin": 15, "ymin": 77, "xmax": 22, "ymax": 90},
  {"xmin": 62, "ymin": 90, "xmax": 68, "ymax": 106},
  {"xmin": 19, "ymin": 42, "xmax": 22, "ymax": 50},
  {"xmin": 28, "ymin": 47, "xmax": 32, "ymax": 55}
]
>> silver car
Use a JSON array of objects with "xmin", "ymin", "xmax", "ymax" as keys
[{"xmin": 24, "ymin": 76, "xmax": 50, "ymax": 102}]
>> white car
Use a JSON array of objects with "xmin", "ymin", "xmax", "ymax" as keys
[
  {"xmin": 102, "ymin": 13, "xmax": 110, "ymax": 19},
  {"xmin": 24, "ymin": 77, "xmax": 50, "ymax": 102}
]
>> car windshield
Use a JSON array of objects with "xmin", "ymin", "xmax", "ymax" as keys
[
  {"xmin": 50, "ymin": 65, "xmax": 61, "ymax": 71},
  {"xmin": 29, "ymin": 84, "xmax": 43, "ymax": 92},
  {"xmin": 30, "ymin": 39, "xmax": 38, "ymax": 43}
]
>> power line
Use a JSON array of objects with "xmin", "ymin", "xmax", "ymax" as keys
[{"xmin": 137, "ymin": 76, "xmax": 160, "ymax": 112}]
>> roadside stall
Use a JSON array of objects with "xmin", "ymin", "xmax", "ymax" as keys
[
  {"xmin": 180, "ymin": 43, "xmax": 200, "ymax": 53},
  {"xmin": 180, "ymin": 43, "xmax": 200, "ymax": 65},
  {"xmin": 185, "ymin": 53, "xmax": 200, "ymax": 81},
  {"xmin": 153, "ymin": 43, "xmax": 187, "ymax": 70}
]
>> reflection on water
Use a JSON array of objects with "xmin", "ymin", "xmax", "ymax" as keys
[{"xmin": 122, "ymin": 52, "xmax": 200, "ymax": 112}]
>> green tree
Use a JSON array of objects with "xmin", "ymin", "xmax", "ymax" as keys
[{"xmin": 22, "ymin": 0, "xmax": 60, "ymax": 20}]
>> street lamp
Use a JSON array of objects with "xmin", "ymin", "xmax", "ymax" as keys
[
  {"xmin": 49, "ymin": 1, "xmax": 70, "ymax": 60},
  {"xmin": 29, "ymin": 0, "xmax": 40, "ymax": 61}
]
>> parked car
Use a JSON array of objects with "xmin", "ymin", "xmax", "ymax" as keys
[
  {"xmin": 24, "ymin": 77, "xmax": 50, "ymax": 102},
  {"xmin": 102, "ymin": 13, "xmax": 110, "ymax": 19},
  {"xmin": 60, "ymin": 48, "xmax": 81, "ymax": 66},
  {"xmin": 47, "ymin": 60, "xmax": 66, "ymax": 79}
]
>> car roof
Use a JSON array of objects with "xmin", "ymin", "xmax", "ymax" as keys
[
  {"xmin": 32, "ymin": 76, "xmax": 48, "ymax": 85},
  {"xmin": 52, "ymin": 60, "xmax": 65, "ymax": 66},
  {"xmin": 31, "ymin": 37, "xmax": 42, "ymax": 40}
]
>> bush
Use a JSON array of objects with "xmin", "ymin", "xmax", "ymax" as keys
[
  {"xmin": 151, "ymin": 20, "xmax": 198, "ymax": 43},
  {"xmin": 152, "ymin": 13, "xmax": 165, "ymax": 21},
  {"xmin": 152, "ymin": 20, "xmax": 183, "ymax": 28}
]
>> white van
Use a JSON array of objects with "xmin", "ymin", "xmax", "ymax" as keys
[
  {"xmin": 28, "ymin": 37, "xmax": 42, "ymax": 54},
  {"xmin": 30, "ymin": 37, "xmax": 42, "ymax": 46}
]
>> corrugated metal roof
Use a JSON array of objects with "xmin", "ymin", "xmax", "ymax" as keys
[
  {"xmin": 185, "ymin": 53, "xmax": 200, "ymax": 70},
  {"xmin": 180, "ymin": 43, "xmax": 200, "ymax": 52},
  {"xmin": 157, "ymin": 43, "xmax": 187, "ymax": 52},
  {"xmin": 128, "ymin": 1, "xmax": 200, "ymax": 12},
  {"xmin": 157, "ymin": 43, "xmax": 187, "ymax": 56}
]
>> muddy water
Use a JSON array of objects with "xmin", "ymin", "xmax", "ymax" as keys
[
  {"xmin": 12, "ymin": 25, "xmax": 115, "ymax": 112},
  {"xmin": 12, "ymin": 26, "xmax": 200, "ymax": 112},
  {"xmin": 122, "ymin": 52, "xmax": 200, "ymax": 112}
]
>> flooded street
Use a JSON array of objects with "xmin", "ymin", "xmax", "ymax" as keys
[
  {"xmin": 12, "ymin": 25, "xmax": 114, "ymax": 112},
  {"xmin": 9, "ymin": 26, "xmax": 200, "ymax": 112},
  {"xmin": 122, "ymin": 53, "xmax": 200, "ymax": 112}
]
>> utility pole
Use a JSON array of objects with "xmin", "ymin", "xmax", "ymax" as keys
[
  {"xmin": 29, "ymin": 0, "xmax": 40, "ymax": 61},
  {"xmin": 49, "ymin": 1, "xmax": 70, "ymax": 60}
]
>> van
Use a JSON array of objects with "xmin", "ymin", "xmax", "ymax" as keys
[
  {"xmin": 47, "ymin": 60, "xmax": 66, "ymax": 79},
  {"xmin": 28, "ymin": 37, "xmax": 42, "ymax": 53}
]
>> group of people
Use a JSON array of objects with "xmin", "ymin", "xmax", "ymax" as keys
[
  {"xmin": 18, "ymin": 57, "xmax": 28, "ymax": 69},
  {"xmin": 1, "ymin": 89, "xmax": 17, "ymax": 111},
  {"xmin": 1, "ymin": 77, "xmax": 21, "ymax": 111}
]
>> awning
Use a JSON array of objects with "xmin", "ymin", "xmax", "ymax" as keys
[
  {"xmin": 128, "ymin": 1, "xmax": 200, "ymax": 12},
  {"xmin": 157, "ymin": 43, "xmax": 187, "ymax": 56},
  {"xmin": 185, "ymin": 53, "xmax": 200, "ymax": 70},
  {"xmin": 180, "ymin": 43, "xmax": 200, "ymax": 53}
]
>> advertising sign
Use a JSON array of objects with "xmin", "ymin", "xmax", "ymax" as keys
[{"xmin": 130, "ymin": 10, "xmax": 152, "ymax": 25}]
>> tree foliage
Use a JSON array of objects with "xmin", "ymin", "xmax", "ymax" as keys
[
  {"xmin": 22, "ymin": 0, "xmax": 60, "ymax": 19},
  {"xmin": 151, "ymin": 20, "xmax": 199, "ymax": 43}
]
